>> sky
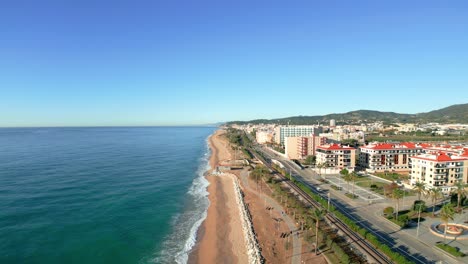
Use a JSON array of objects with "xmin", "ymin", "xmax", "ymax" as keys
[{"xmin": 1, "ymin": 0, "xmax": 467, "ymax": 126}]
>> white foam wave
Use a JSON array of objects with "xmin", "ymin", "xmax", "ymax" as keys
[{"xmin": 153, "ymin": 136, "xmax": 212, "ymax": 264}]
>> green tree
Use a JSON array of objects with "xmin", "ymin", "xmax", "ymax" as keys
[
  {"xmin": 413, "ymin": 181, "xmax": 427, "ymax": 201},
  {"xmin": 451, "ymin": 181, "xmax": 468, "ymax": 211},
  {"xmin": 439, "ymin": 203, "xmax": 455, "ymax": 244},
  {"xmin": 341, "ymin": 169, "xmax": 351, "ymax": 193},
  {"xmin": 392, "ymin": 188, "xmax": 404, "ymax": 219},
  {"xmin": 429, "ymin": 187, "xmax": 443, "ymax": 216},
  {"xmin": 250, "ymin": 165, "xmax": 269, "ymax": 191},
  {"xmin": 312, "ymin": 209, "xmax": 325, "ymax": 255},
  {"xmin": 350, "ymin": 172, "xmax": 358, "ymax": 198},
  {"xmin": 305, "ymin": 155, "xmax": 316, "ymax": 165}
]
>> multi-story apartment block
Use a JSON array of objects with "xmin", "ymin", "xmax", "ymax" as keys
[
  {"xmin": 274, "ymin": 126, "xmax": 323, "ymax": 145},
  {"xmin": 359, "ymin": 143, "xmax": 425, "ymax": 172},
  {"xmin": 410, "ymin": 152, "xmax": 468, "ymax": 193},
  {"xmin": 284, "ymin": 135, "xmax": 327, "ymax": 160},
  {"xmin": 316, "ymin": 144, "xmax": 356, "ymax": 169}
]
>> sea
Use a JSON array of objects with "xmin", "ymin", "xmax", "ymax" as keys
[{"xmin": 0, "ymin": 126, "xmax": 216, "ymax": 264}]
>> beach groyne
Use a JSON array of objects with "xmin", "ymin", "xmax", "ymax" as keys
[{"xmin": 230, "ymin": 174, "xmax": 264, "ymax": 264}]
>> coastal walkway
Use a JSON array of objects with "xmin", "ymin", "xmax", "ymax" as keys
[{"xmin": 240, "ymin": 169, "xmax": 302, "ymax": 264}]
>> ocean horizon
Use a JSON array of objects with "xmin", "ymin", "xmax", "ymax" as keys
[{"xmin": 0, "ymin": 126, "xmax": 216, "ymax": 263}]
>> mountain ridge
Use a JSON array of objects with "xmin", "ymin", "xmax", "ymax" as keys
[{"xmin": 228, "ymin": 103, "xmax": 468, "ymax": 125}]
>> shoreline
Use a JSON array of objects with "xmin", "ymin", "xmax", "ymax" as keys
[{"xmin": 188, "ymin": 129, "xmax": 248, "ymax": 263}]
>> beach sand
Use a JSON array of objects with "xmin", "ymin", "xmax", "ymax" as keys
[
  {"xmin": 189, "ymin": 129, "xmax": 325, "ymax": 264},
  {"xmin": 189, "ymin": 129, "xmax": 248, "ymax": 264}
]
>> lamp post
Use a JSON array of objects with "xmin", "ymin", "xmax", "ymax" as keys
[
  {"xmin": 327, "ymin": 192, "xmax": 331, "ymax": 212},
  {"xmin": 416, "ymin": 203, "xmax": 422, "ymax": 237}
]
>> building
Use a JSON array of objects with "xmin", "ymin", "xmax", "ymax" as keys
[
  {"xmin": 274, "ymin": 126, "xmax": 322, "ymax": 145},
  {"xmin": 284, "ymin": 135, "xmax": 327, "ymax": 160},
  {"xmin": 330, "ymin": 119, "xmax": 336, "ymax": 127},
  {"xmin": 256, "ymin": 131, "xmax": 274, "ymax": 144},
  {"xmin": 410, "ymin": 152, "xmax": 468, "ymax": 193},
  {"xmin": 359, "ymin": 143, "xmax": 425, "ymax": 172},
  {"xmin": 316, "ymin": 144, "xmax": 356, "ymax": 169}
]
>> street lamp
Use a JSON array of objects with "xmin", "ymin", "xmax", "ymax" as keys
[
  {"xmin": 416, "ymin": 203, "xmax": 422, "ymax": 237},
  {"xmin": 327, "ymin": 192, "xmax": 331, "ymax": 211}
]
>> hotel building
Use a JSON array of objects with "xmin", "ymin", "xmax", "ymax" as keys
[{"xmin": 275, "ymin": 126, "xmax": 323, "ymax": 145}]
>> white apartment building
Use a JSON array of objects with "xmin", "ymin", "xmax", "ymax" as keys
[
  {"xmin": 359, "ymin": 143, "xmax": 425, "ymax": 172},
  {"xmin": 410, "ymin": 152, "xmax": 468, "ymax": 193},
  {"xmin": 274, "ymin": 126, "xmax": 322, "ymax": 145},
  {"xmin": 316, "ymin": 144, "xmax": 356, "ymax": 169}
]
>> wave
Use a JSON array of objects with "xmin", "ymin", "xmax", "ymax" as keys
[{"xmin": 152, "ymin": 136, "xmax": 212, "ymax": 264}]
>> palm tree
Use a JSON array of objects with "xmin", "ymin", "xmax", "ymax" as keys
[
  {"xmin": 313, "ymin": 209, "xmax": 325, "ymax": 255},
  {"xmin": 350, "ymin": 172, "xmax": 358, "ymax": 198},
  {"xmin": 439, "ymin": 203, "xmax": 455, "ymax": 244},
  {"xmin": 429, "ymin": 187, "xmax": 443, "ymax": 216},
  {"xmin": 392, "ymin": 188, "xmax": 404, "ymax": 219},
  {"xmin": 340, "ymin": 168, "xmax": 350, "ymax": 192},
  {"xmin": 451, "ymin": 181, "xmax": 468, "ymax": 211},
  {"xmin": 413, "ymin": 181, "xmax": 427, "ymax": 201}
]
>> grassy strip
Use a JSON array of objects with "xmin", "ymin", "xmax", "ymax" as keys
[
  {"xmin": 436, "ymin": 243, "xmax": 466, "ymax": 257},
  {"xmin": 291, "ymin": 177, "xmax": 415, "ymax": 264}
]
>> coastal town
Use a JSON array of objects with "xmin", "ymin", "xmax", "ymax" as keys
[{"xmin": 197, "ymin": 118, "xmax": 468, "ymax": 264}]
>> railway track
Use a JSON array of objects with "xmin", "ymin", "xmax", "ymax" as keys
[
  {"xmin": 250, "ymin": 146, "xmax": 393, "ymax": 263},
  {"xmin": 282, "ymin": 177, "xmax": 393, "ymax": 264}
]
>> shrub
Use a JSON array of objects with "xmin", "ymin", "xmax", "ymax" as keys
[
  {"xmin": 383, "ymin": 206, "xmax": 394, "ymax": 216},
  {"xmin": 436, "ymin": 243, "xmax": 466, "ymax": 257}
]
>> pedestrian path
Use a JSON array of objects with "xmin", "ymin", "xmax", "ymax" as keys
[{"xmin": 240, "ymin": 169, "xmax": 302, "ymax": 264}]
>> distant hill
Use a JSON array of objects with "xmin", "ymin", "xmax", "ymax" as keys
[{"xmin": 227, "ymin": 103, "xmax": 468, "ymax": 125}]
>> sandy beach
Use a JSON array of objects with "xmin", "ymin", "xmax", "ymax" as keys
[
  {"xmin": 189, "ymin": 129, "xmax": 325, "ymax": 264},
  {"xmin": 189, "ymin": 129, "xmax": 248, "ymax": 264}
]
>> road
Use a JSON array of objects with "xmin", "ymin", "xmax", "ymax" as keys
[{"xmin": 253, "ymin": 144, "xmax": 464, "ymax": 264}]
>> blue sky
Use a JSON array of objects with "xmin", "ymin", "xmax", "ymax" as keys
[{"xmin": 1, "ymin": 0, "xmax": 467, "ymax": 126}]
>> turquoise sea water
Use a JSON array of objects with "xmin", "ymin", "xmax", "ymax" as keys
[{"xmin": 0, "ymin": 127, "xmax": 215, "ymax": 264}]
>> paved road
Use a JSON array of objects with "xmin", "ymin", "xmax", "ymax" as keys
[
  {"xmin": 256, "ymin": 145, "xmax": 465, "ymax": 264},
  {"xmin": 239, "ymin": 169, "xmax": 302, "ymax": 264}
]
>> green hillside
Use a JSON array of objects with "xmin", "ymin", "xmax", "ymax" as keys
[{"xmin": 228, "ymin": 103, "xmax": 468, "ymax": 125}]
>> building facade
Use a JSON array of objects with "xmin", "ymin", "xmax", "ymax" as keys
[
  {"xmin": 256, "ymin": 131, "xmax": 274, "ymax": 144},
  {"xmin": 284, "ymin": 135, "xmax": 327, "ymax": 160},
  {"xmin": 316, "ymin": 144, "xmax": 356, "ymax": 169},
  {"xmin": 410, "ymin": 152, "xmax": 468, "ymax": 193},
  {"xmin": 359, "ymin": 143, "xmax": 424, "ymax": 172},
  {"xmin": 274, "ymin": 126, "xmax": 322, "ymax": 145}
]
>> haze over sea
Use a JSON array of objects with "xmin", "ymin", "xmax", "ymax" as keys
[{"xmin": 0, "ymin": 126, "xmax": 215, "ymax": 264}]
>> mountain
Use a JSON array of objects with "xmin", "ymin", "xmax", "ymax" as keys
[
  {"xmin": 228, "ymin": 103, "xmax": 468, "ymax": 125},
  {"xmin": 417, "ymin": 104, "xmax": 468, "ymax": 123}
]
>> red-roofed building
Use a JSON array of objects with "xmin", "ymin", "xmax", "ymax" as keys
[
  {"xmin": 316, "ymin": 144, "xmax": 356, "ymax": 169},
  {"xmin": 359, "ymin": 143, "xmax": 424, "ymax": 172},
  {"xmin": 410, "ymin": 153, "xmax": 468, "ymax": 192}
]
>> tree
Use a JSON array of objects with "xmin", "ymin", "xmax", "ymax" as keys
[
  {"xmin": 451, "ymin": 181, "xmax": 468, "ymax": 211},
  {"xmin": 312, "ymin": 209, "xmax": 325, "ymax": 255},
  {"xmin": 428, "ymin": 187, "xmax": 443, "ymax": 216},
  {"xmin": 439, "ymin": 203, "xmax": 455, "ymax": 244},
  {"xmin": 392, "ymin": 188, "xmax": 404, "ymax": 219},
  {"xmin": 340, "ymin": 168, "xmax": 350, "ymax": 192},
  {"xmin": 305, "ymin": 155, "xmax": 316, "ymax": 165},
  {"xmin": 350, "ymin": 172, "xmax": 358, "ymax": 198},
  {"xmin": 250, "ymin": 165, "xmax": 269, "ymax": 191},
  {"xmin": 317, "ymin": 162, "xmax": 326, "ymax": 177},
  {"xmin": 413, "ymin": 181, "xmax": 427, "ymax": 201}
]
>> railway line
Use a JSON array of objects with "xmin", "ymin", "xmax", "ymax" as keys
[{"xmin": 250, "ymin": 146, "xmax": 394, "ymax": 264}]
